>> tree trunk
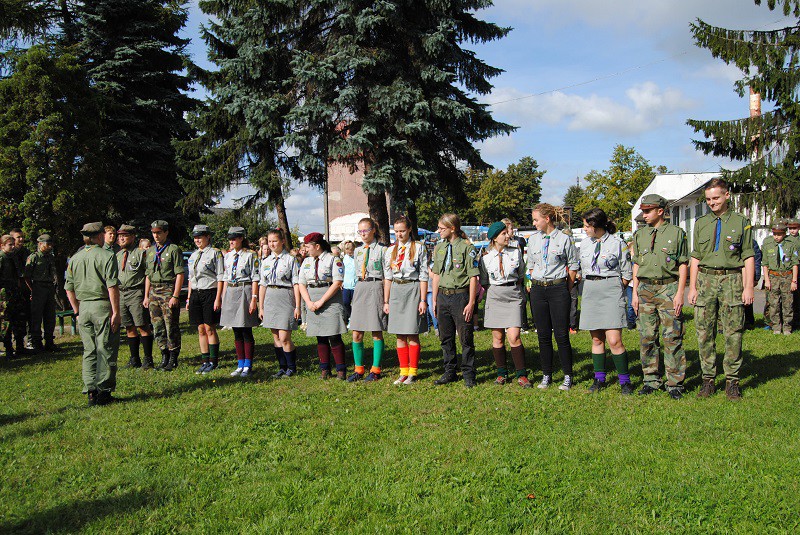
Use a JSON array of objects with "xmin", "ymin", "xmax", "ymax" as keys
[
  {"xmin": 271, "ymin": 186, "xmax": 292, "ymax": 248},
  {"xmin": 406, "ymin": 199, "xmax": 419, "ymax": 241},
  {"xmin": 367, "ymin": 191, "xmax": 390, "ymax": 245}
]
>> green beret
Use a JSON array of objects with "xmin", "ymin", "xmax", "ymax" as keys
[
  {"xmin": 80, "ymin": 222, "xmax": 104, "ymax": 236},
  {"xmin": 487, "ymin": 221, "xmax": 506, "ymax": 241},
  {"xmin": 151, "ymin": 220, "xmax": 169, "ymax": 230},
  {"xmin": 640, "ymin": 194, "xmax": 668, "ymax": 209},
  {"xmin": 37, "ymin": 234, "xmax": 52, "ymax": 243}
]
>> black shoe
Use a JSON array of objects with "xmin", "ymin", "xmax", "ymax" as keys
[
  {"xmin": 97, "ymin": 391, "xmax": 117, "ymax": 405},
  {"xmin": 434, "ymin": 373, "xmax": 457, "ymax": 385},
  {"xmin": 668, "ymin": 388, "xmax": 683, "ymax": 400},
  {"xmin": 464, "ymin": 377, "xmax": 476, "ymax": 388},
  {"xmin": 161, "ymin": 350, "xmax": 179, "ymax": 372},
  {"xmin": 44, "ymin": 343, "xmax": 59, "ymax": 352},
  {"xmin": 141, "ymin": 356, "xmax": 154, "ymax": 370},
  {"xmin": 638, "ymin": 384, "xmax": 659, "ymax": 395},
  {"xmin": 620, "ymin": 382, "xmax": 634, "ymax": 395},
  {"xmin": 87, "ymin": 390, "xmax": 98, "ymax": 407},
  {"xmin": 588, "ymin": 379, "xmax": 606, "ymax": 393},
  {"xmin": 346, "ymin": 372, "xmax": 363, "ymax": 382},
  {"xmin": 124, "ymin": 357, "xmax": 141, "ymax": 369},
  {"xmin": 156, "ymin": 349, "xmax": 169, "ymax": 370}
]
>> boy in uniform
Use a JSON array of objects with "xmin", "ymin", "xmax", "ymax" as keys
[
  {"xmin": 117, "ymin": 224, "xmax": 155, "ymax": 368},
  {"xmin": 761, "ymin": 221, "xmax": 799, "ymax": 334}
]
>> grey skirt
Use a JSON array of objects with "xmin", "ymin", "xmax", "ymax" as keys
[
  {"xmin": 387, "ymin": 280, "xmax": 427, "ymax": 335},
  {"xmin": 305, "ymin": 286, "xmax": 347, "ymax": 337},
  {"xmin": 484, "ymin": 283, "xmax": 524, "ymax": 329},
  {"xmin": 262, "ymin": 285, "xmax": 298, "ymax": 331},
  {"xmin": 349, "ymin": 280, "xmax": 388, "ymax": 332},
  {"xmin": 220, "ymin": 284, "xmax": 260, "ymax": 328},
  {"xmin": 579, "ymin": 276, "xmax": 628, "ymax": 330}
]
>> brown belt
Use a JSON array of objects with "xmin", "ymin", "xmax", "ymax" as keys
[
  {"xmin": 699, "ymin": 267, "xmax": 740, "ymax": 275},
  {"xmin": 531, "ymin": 277, "xmax": 566, "ymax": 287},
  {"xmin": 768, "ymin": 270, "xmax": 792, "ymax": 277},
  {"xmin": 637, "ymin": 276, "xmax": 677, "ymax": 285},
  {"xmin": 439, "ymin": 287, "xmax": 469, "ymax": 295}
]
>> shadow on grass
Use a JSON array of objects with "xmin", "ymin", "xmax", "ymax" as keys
[
  {"xmin": 0, "ymin": 488, "xmax": 160, "ymax": 534},
  {"xmin": 0, "ymin": 340, "xmax": 84, "ymax": 371}
]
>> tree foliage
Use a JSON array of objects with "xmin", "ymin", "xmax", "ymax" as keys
[{"xmin": 687, "ymin": 0, "xmax": 800, "ymax": 216}]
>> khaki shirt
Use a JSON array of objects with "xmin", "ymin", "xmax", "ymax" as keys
[
  {"xmin": 691, "ymin": 210, "xmax": 754, "ymax": 268},
  {"xmin": 579, "ymin": 232, "xmax": 633, "ymax": 279},
  {"xmin": 188, "ymin": 246, "xmax": 224, "ymax": 290},
  {"xmin": 64, "ymin": 245, "xmax": 119, "ymax": 301},
  {"xmin": 480, "ymin": 246, "xmax": 526, "ymax": 286},
  {"xmin": 383, "ymin": 241, "xmax": 429, "ymax": 282},
  {"xmin": 145, "ymin": 242, "xmax": 185, "ymax": 283},
  {"xmin": 116, "ymin": 246, "xmax": 147, "ymax": 290},
  {"xmin": 354, "ymin": 242, "xmax": 387, "ymax": 280},
  {"xmin": 761, "ymin": 237, "xmax": 800, "ymax": 271},
  {"xmin": 526, "ymin": 229, "xmax": 579, "ymax": 281},
  {"xmin": 632, "ymin": 223, "xmax": 688, "ymax": 279},
  {"xmin": 259, "ymin": 250, "xmax": 299, "ymax": 287},
  {"xmin": 432, "ymin": 237, "xmax": 480, "ymax": 289},
  {"xmin": 299, "ymin": 252, "xmax": 344, "ymax": 285},
  {"xmin": 25, "ymin": 251, "xmax": 58, "ymax": 284},
  {"xmin": 223, "ymin": 249, "xmax": 259, "ymax": 283}
]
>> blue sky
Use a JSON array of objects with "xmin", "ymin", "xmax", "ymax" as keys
[{"xmin": 182, "ymin": 0, "xmax": 789, "ymax": 233}]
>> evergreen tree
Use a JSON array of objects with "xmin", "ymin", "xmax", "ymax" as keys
[{"xmin": 687, "ymin": 0, "xmax": 800, "ymax": 215}]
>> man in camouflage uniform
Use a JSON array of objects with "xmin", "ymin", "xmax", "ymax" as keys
[
  {"xmin": 24, "ymin": 234, "xmax": 59, "ymax": 352},
  {"xmin": 631, "ymin": 194, "xmax": 689, "ymax": 399},
  {"xmin": 761, "ymin": 221, "xmax": 799, "ymax": 334},
  {"xmin": 143, "ymin": 220, "xmax": 184, "ymax": 371},
  {"xmin": 688, "ymin": 178, "xmax": 755, "ymax": 401},
  {"xmin": 0, "ymin": 235, "xmax": 24, "ymax": 357}
]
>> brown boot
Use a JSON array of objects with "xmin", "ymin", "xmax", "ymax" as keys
[
  {"xmin": 697, "ymin": 378, "xmax": 715, "ymax": 398},
  {"xmin": 725, "ymin": 380, "xmax": 742, "ymax": 401},
  {"xmin": 336, "ymin": 370, "xmax": 347, "ymax": 380}
]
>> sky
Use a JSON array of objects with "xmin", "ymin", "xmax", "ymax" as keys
[{"xmin": 181, "ymin": 0, "xmax": 790, "ymax": 233}]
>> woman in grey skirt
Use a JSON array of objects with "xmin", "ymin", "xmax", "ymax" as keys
[
  {"xmin": 298, "ymin": 232, "xmax": 348, "ymax": 380},
  {"xmin": 258, "ymin": 228, "xmax": 301, "ymax": 378},
  {"xmin": 383, "ymin": 216, "xmax": 429, "ymax": 385},
  {"xmin": 348, "ymin": 217, "xmax": 389, "ymax": 382},
  {"xmin": 579, "ymin": 208, "xmax": 634, "ymax": 394},
  {"xmin": 479, "ymin": 221, "xmax": 531, "ymax": 388},
  {"xmin": 220, "ymin": 227, "xmax": 260, "ymax": 378}
]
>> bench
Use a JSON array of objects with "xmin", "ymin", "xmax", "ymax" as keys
[{"xmin": 56, "ymin": 310, "xmax": 77, "ymax": 335}]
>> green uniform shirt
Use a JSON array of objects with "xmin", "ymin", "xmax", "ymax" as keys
[
  {"xmin": 432, "ymin": 237, "xmax": 480, "ymax": 289},
  {"xmin": 116, "ymin": 245, "xmax": 147, "ymax": 289},
  {"xmin": 24, "ymin": 250, "xmax": 58, "ymax": 284},
  {"xmin": 145, "ymin": 242, "xmax": 184, "ymax": 283},
  {"xmin": 691, "ymin": 210, "xmax": 754, "ymax": 268},
  {"xmin": 761, "ymin": 236, "xmax": 800, "ymax": 271},
  {"xmin": 64, "ymin": 245, "xmax": 119, "ymax": 301},
  {"xmin": 632, "ymin": 222, "xmax": 688, "ymax": 278},
  {"xmin": 0, "ymin": 251, "xmax": 18, "ymax": 289}
]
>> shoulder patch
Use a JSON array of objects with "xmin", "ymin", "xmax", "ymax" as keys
[{"xmin": 468, "ymin": 249, "xmax": 477, "ymax": 259}]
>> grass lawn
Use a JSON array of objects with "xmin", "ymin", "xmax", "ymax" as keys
[{"xmin": 1, "ymin": 307, "xmax": 799, "ymax": 534}]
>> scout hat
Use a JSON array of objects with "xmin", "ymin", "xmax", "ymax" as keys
[
  {"xmin": 487, "ymin": 221, "xmax": 506, "ymax": 241},
  {"xmin": 787, "ymin": 218, "xmax": 800, "ymax": 228},
  {"xmin": 227, "ymin": 226, "xmax": 245, "ymax": 239},
  {"xmin": 37, "ymin": 234, "xmax": 53, "ymax": 243},
  {"xmin": 117, "ymin": 224, "xmax": 137, "ymax": 236},
  {"xmin": 640, "ymin": 194, "xmax": 668, "ymax": 209},
  {"xmin": 1, "ymin": 234, "xmax": 14, "ymax": 244},
  {"xmin": 80, "ymin": 222, "xmax": 104, "ymax": 236},
  {"xmin": 303, "ymin": 232, "xmax": 324, "ymax": 244},
  {"xmin": 150, "ymin": 220, "xmax": 169, "ymax": 230},
  {"xmin": 192, "ymin": 224, "xmax": 211, "ymax": 237},
  {"xmin": 771, "ymin": 221, "xmax": 788, "ymax": 232}
]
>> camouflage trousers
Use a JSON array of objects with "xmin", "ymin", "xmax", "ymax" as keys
[
  {"xmin": 1, "ymin": 286, "xmax": 25, "ymax": 347},
  {"xmin": 637, "ymin": 280, "xmax": 686, "ymax": 389},
  {"xmin": 149, "ymin": 283, "xmax": 181, "ymax": 352},
  {"xmin": 0, "ymin": 288, "xmax": 8, "ymax": 340},
  {"xmin": 694, "ymin": 271, "xmax": 744, "ymax": 380},
  {"xmin": 767, "ymin": 273, "xmax": 793, "ymax": 330}
]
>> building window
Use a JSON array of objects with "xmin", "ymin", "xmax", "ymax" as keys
[
  {"xmin": 673, "ymin": 207, "xmax": 680, "ymax": 224},
  {"xmin": 695, "ymin": 203, "xmax": 703, "ymax": 219}
]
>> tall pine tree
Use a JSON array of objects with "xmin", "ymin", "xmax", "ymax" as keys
[{"xmin": 687, "ymin": 0, "xmax": 800, "ymax": 216}]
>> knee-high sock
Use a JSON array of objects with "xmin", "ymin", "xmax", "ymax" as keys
[
  {"xmin": 284, "ymin": 349, "xmax": 297, "ymax": 372},
  {"xmin": 317, "ymin": 337, "xmax": 331, "ymax": 370},
  {"xmin": 612, "ymin": 352, "xmax": 630, "ymax": 384},
  {"xmin": 492, "ymin": 346, "xmax": 507, "ymax": 376},
  {"xmin": 235, "ymin": 340, "xmax": 245, "ymax": 368},
  {"xmin": 209, "ymin": 343, "xmax": 219, "ymax": 366},
  {"xmin": 371, "ymin": 339, "xmax": 385, "ymax": 373},
  {"xmin": 592, "ymin": 352, "xmax": 607, "ymax": 382},
  {"xmin": 408, "ymin": 344, "xmax": 420, "ymax": 376},
  {"xmin": 243, "ymin": 341, "xmax": 254, "ymax": 368},
  {"xmin": 141, "ymin": 335, "xmax": 154, "ymax": 359},
  {"xmin": 397, "ymin": 345, "xmax": 410, "ymax": 376},
  {"xmin": 352, "ymin": 341, "xmax": 364, "ymax": 374},
  {"xmin": 128, "ymin": 336, "xmax": 140, "ymax": 362},
  {"xmin": 274, "ymin": 346, "xmax": 287, "ymax": 370},
  {"xmin": 331, "ymin": 341, "xmax": 346, "ymax": 372},
  {"xmin": 510, "ymin": 345, "xmax": 527, "ymax": 377}
]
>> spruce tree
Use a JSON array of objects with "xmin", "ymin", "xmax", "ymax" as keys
[{"xmin": 687, "ymin": 0, "xmax": 800, "ymax": 215}]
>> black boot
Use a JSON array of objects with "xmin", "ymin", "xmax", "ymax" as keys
[
  {"xmin": 162, "ymin": 349, "xmax": 179, "ymax": 372},
  {"xmin": 156, "ymin": 348, "xmax": 170, "ymax": 370},
  {"xmin": 141, "ymin": 353, "xmax": 154, "ymax": 370}
]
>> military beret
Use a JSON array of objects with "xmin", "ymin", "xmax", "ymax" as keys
[
  {"xmin": 487, "ymin": 221, "xmax": 506, "ymax": 241},
  {"xmin": 772, "ymin": 221, "xmax": 788, "ymax": 232},
  {"xmin": 37, "ymin": 234, "xmax": 52, "ymax": 243},
  {"xmin": 227, "ymin": 226, "xmax": 245, "ymax": 239},
  {"xmin": 150, "ymin": 220, "xmax": 169, "ymax": 230},
  {"xmin": 192, "ymin": 224, "xmax": 211, "ymax": 237},
  {"xmin": 640, "ymin": 194, "xmax": 668, "ymax": 209},
  {"xmin": 303, "ymin": 232, "xmax": 324, "ymax": 244},
  {"xmin": 80, "ymin": 222, "xmax": 104, "ymax": 236},
  {"xmin": 117, "ymin": 224, "xmax": 137, "ymax": 235}
]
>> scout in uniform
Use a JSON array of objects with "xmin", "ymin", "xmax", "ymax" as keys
[
  {"xmin": 630, "ymin": 194, "xmax": 689, "ymax": 399},
  {"xmin": 383, "ymin": 216, "xmax": 429, "ymax": 385},
  {"xmin": 258, "ymin": 228, "xmax": 301, "ymax": 378},
  {"xmin": 298, "ymin": 232, "xmax": 348, "ymax": 379},
  {"xmin": 503, "ymin": 217, "xmax": 531, "ymax": 331},
  {"xmin": 186, "ymin": 225, "xmax": 224, "ymax": 374},
  {"xmin": 527, "ymin": 203, "xmax": 579, "ymax": 390},
  {"xmin": 116, "ymin": 225, "xmax": 154, "ymax": 369},
  {"xmin": 64, "ymin": 222, "xmax": 121, "ymax": 406},
  {"xmin": 24, "ymin": 234, "xmax": 59, "ymax": 352},
  {"xmin": 579, "ymin": 208, "xmax": 634, "ymax": 394},
  {"xmin": 787, "ymin": 218, "xmax": 800, "ymax": 329},
  {"xmin": 431, "ymin": 213, "xmax": 480, "ymax": 387},
  {"xmin": 103, "ymin": 226, "xmax": 120, "ymax": 253},
  {"xmin": 0, "ymin": 235, "xmax": 24, "ymax": 358},
  {"xmin": 688, "ymin": 178, "xmax": 755, "ymax": 401},
  {"xmin": 9, "ymin": 228, "xmax": 32, "ymax": 353},
  {"xmin": 143, "ymin": 220, "xmax": 185, "ymax": 372},
  {"xmin": 480, "ymin": 221, "xmax": 531, "ymax": 387},
  {"xmin": 761, "ymin": 221, "xmax": 799, "ymax": 334},
  {"xmin": 220, "ymin": 227, "xmax": 260, "ymax": 377},
  {"xmin": 348, "ymin": 217, "xmax": 389, "ymax": 382}
]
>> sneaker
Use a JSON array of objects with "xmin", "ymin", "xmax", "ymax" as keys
[
  {"xmin": 230, "ymin": 367, "xmax": 243, "ymax": 377},
  {"xmin": 517, "ymin": 376, "xmax": 533, "ymax": 388},
  {"xmin": 762, "ymin": 324, "xmax": 772, "ymax": 331},
  {"xmin": 668, "ymin": 388, "xmax": 683, "ymax": 400},
  {"xmin": 494, "ymin": 376, "xmax": 508, "ymax": 385},
  {"xmin": 394, "ymin": 375, "xmax": 409, "ymax": 385},
  {"xmin": 434, "ymin": 373, "xmax": 457, "ymax": 385},
  {"xmin": 725, "ymin": 380, "xmax": 742, "ymax": 401},
  {"xmin": 364, "ymin": 372, "xmax": 381, "ymax": 382},
  {"xmin": 559, "ymin": 375, "xmax": 573, "ymax": 391},
  {"xmin": 283, "ymin": 369, "xmax": 295, "ymax": 378},
  {"xmin": 240, "ymin": 367, "xmax": 251, "ymax": 378},
  {"xmin": 620, "ymin": 382, "xmax": 634, "ymax": 395},
  {"xmin": 271, "ymin": 369, "xmax": 287, "ymax": 379},
  {"xmin": 195, "ymin": 362, "xmax": 210, "ymax": 375},
  {"xmin": 638, "ymin": 384, "xmax": 659, "ymax": 395},
  {"xmin": 697, "ymin": 378, "xmax": 715, "ymax": 398},
  {"xmin": 347, "ymin": 372, "xmax": 364, "ymax": 382},
  {"xmin": 402, "ymin": 375, "xmax": 415, "ymax": 385},
  {"xmin": 537, "ymin": 375, "xmax": 551, "ymax": 389},
  {"xmin": 588, "ymin": 379, "xmax": 605, "ymax": 393}
]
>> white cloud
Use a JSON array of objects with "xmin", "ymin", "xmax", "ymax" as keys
[
  {"xmin": 692, "ymin": 62, "xmax": 744, "ymax": 84},
  {"xmin": 476, "ymin": 134, "xmax": 517, "ymax": 159},
  {"xmin": 488, "ymin": 81, "xmax": 692, "ymax": 136}
]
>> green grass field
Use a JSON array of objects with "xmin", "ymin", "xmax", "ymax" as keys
[{"xmin": 1, "ymin": 308, "xmax": 799, "ymax": 534}]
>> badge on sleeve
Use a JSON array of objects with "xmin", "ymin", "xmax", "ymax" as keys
[{"xmin": 336, "ymin": 260, "xmax": 344, "ymax": 275}]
